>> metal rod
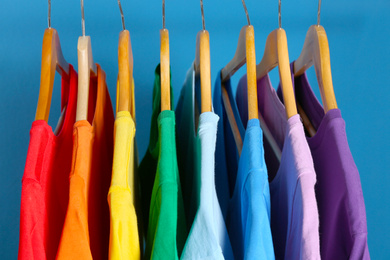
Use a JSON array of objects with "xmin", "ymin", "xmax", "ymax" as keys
[
  {"xmin": 81, "ymin": 0, "xmax": 85, "ymax": 36},
  {"xmin": 48, "ymin": 0, "xmax": 51, "ymax": 28},
  {"xmin": 241, "ymin": 0, "xmax": 251, "ymax": 25},
  {"xmin": 278, "ymin": 0, "xmax": 281, "ymax": 28},
  {"xmin": 317, "ymin": 0, "xmax": 322, "ymax": 25},
  {"xmin": 162, "ymin": 0, "xmax": 165, "ymax": 29},
  {"xmin": 118, "ymin": 0, "xmax": 126, "ymax": 30},
  {"xmin": 200, "ymin": 0, "xmax": 205, "ymax": 30}
]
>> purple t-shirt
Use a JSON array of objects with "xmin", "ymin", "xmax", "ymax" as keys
[
  {"xmin": 276, "ymin": 62, "xmax": 370, "ymax": 260},
  {"xmin": 236, "ymin": 74, "xmax": 321, "ymax": 260}
]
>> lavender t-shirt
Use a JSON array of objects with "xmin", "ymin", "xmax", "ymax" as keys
[
  {"xmin": 276, "ymin": 62, "xmax": 370, "ymax": 260},
  {"xmin": 236, "ymin": 74, "xmax": 321, "ymax": 260}
]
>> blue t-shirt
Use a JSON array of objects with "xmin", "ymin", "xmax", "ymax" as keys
[{"xmin": 213, "ymin": 71, "xmax": 275, "ymax": 259}]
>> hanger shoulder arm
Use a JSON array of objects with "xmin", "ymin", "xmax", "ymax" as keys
[
  {"xmin": 194, "ymin": 30, "xmax": 212, "ymax": 113},
  {"xmin": 52, "ymin": 29, "xmax": 69, "ymax": 75},
  {"xmin": 313, "ymin": 26, "xmax": 338, "ymax": 112},
  {"xmin": 76, "ymin": 36, "xmax": 96, "ymax": 122},
  {"xmin": 160, "ymin": 29, "xmax": 170, "ymax": 111},
  {"xmin": 118, "ymin": 30, "xmax": 133, "ymax": 113},
  {"xmin": 256, "ymin": 29, "xmax": 279, "ymax": 79},
  {"xmin": 256, "ymin": 29, "xmax": 297, "ymax": 118},
  {"xmin": 294, "ymin": 25, "xmax": 317, "ymax": 76},
  {"xmin": 35, "ymin": 28, "xmax": 69, "ymax": 121},
  {"xmin": 294, "ymin": 25, "xmax": 337, "ymax": 112},
  {"xmin": 220, "ymin": 26, "xmax": 248, "ymax": 82},
  {"xmin": 199, "ymin": 30, "xmax": 212, "ymax": 113},
  {"xmin": 276, "ymin": 29, "xmax": 297, "ymax": 118},
  {"xmin": 245, "ymin": 25, "xmax": 258, "ymax": 120}
]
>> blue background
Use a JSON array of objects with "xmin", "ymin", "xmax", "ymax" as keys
[{"xmin": 1, "ymin": 0, "xmax": 389, "ymax": 259}]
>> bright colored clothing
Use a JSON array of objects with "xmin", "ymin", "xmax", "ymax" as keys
[
  {"xmin": 108, "ymin": 76, "xmax": 141, "ymax": 260},
  {"xmin": 139, "ymin": 65, "xmax": 186, "ymax": 260},
  {"xmin": 56, "ymin": 64, "xmax": 114, "ymax": 260},
  {"xmin": 18, "ymin": 65, "xmax": 77, "ymax": 260},
  {"xmin": 213, "ymin": 72, "xmax": 275, "ymax": 259},
  {"xmin": 108, "ymin": 109, "xmax": 141, "ymax": 259},
  {"xmin": 236, "ymin": 74, "xmax": 321, "ymax": 260},
  {"xmin": 276, "ymin": 62, "xmax": 370, "ymax": 260},
  {"xmin": 176, "ymin": 66, "xmax": 234, "ymax": 259},
  {"xmin": 56, "ymin": 120, "xmax": 94, "ymax": 260}
]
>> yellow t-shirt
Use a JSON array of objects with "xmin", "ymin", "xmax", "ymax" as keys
[{"xmin": 108, "ymin": 78, "xmax": 142, "ymax": 259}]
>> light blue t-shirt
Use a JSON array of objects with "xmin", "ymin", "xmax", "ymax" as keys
[
  {"xmin": 213, "ymin": 71, "xmax": 275, "ymax": 259},
  {"xmin": 176, "ymin": 65, "xmax": 234, "ymax": 259}
]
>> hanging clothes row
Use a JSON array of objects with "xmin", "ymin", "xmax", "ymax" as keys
[{"xmin": 18, "ymin": 0, "xmax": 370, "ymax": 259}]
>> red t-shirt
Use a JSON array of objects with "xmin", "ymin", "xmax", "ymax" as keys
[{"xmin": 18, "ymin": 65, "xmax": 78, "ymax": 260}]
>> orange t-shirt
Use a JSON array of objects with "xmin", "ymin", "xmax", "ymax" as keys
[{"xmin": 56, "ymin": 64, "xmax": 114, "ymax": 260}]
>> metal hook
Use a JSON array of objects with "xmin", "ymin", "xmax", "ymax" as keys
[
  {"xmin": 278, "ymin": 0, "xmax": 282, "ymax": 28},
  {"xmin": 241, "ymin": 0, "xmax": 251, "ymax": 25},
  {"xmin": 48, "ymin": 0, "xmax": 51, "ymax": 28},
  {"xmin": 80, "ymin": 0, "xmax": 85, "ymax": 36},
  {"xmin": 317, "ymin": 0, "xmax": 321, "ymax": 26},
  {"xmin": 117, "ymin": 0, "xmax": 126, "ymax": 30},
  {"xmin": 200, "ymin": 0, "xmax": 205, "ymax": 30},
  {"xmin": 162, "ymin": 0, "xmax": 165, "ymax": 29}
]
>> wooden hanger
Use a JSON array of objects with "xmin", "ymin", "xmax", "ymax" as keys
[
  {"xmin": 118, "ymin": 31, "xmax": 133, "ymax": 114},
  {"xmin": 194, "ymin": 30, "xmax": 212, "ymax": 113},
  {"xmin": 117, "ymin": 31, "xmax": 133, "ymax": 113},
  {"xmin": 116, "ymin": 1, "xmax": 134, "ymax": 114},
  {"xmin": 254, "ymin": 1, "xmax": 297, "ymax": 160},
  {"xmin": 220, "ymin": 25, "xmax": 256, "ymax": 156},
  {"xmin": 160, "ymin": 0, "xmax": 171, "ymax": 111},
  {"xmin": 221, "ymin": 25, "xmax": 282, "ymax": 160},
  {"xmin": 220, "ymin": 1, "xmax": 282, "ymax": 159},
  {"xmin": 293, "ymin": 1, "xmax": 336, "ymax": 137},
  {"xmin": 193, "ymin": 0, "xmax": 212, "ymax": 114},
  {"xmin": 76, "ymin": 0, "xmax": 97, "ymax": 122},
  {"xmin": 76, "ymin": 36, "xmax": 97, "ymax": 122},
  {"xmin": 35, "ymin": 12, "xmax": 70, "ymax": 121},
  {"xmin": 294, "ymin": 25, "xmax": 337, "ymax": 114},
  {"xmin": 294, "ymin": 0, "xmax": 337, "ymax": 114},
  {"xmin": 256, "ymin": 28, "xmax": 297, "ymax": 119},
  {"xmin": 221, "ymin": 25, "xmax": 258, "ymax": 120},
  {"xmin": 160, "ymin": 29, "xmax": 170, "ymax": 111}
]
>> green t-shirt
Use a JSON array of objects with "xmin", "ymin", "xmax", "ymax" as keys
[{"xmin": 139, "ymin": 64, "xmax": 187, "ymax": 259}]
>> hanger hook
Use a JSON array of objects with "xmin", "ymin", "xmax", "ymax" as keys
[
  {"xmin": 200, "ymin": 0, "xmax": 205, "ymax": 30},
  {"xmin": 80, "ymin": 0, "xmax": 85, "ymax": 36},
  {"xmin": 48, "ymin": 0, "xmax": 51, "ymax": 28},
  {"xmin": 317, "ymin": 0, "xmax": 321, "ymax": 26},
  {"xmin": 162, "ymin": 0, "xmax": 165, "ymax": 29},
  {"xmin": 117, "ymin": 0, "xmax": 126, "ymax": 30},
  {"xmin": 278, "ymin": 0, "xmax": 282, "ymax": 28},
  {"xmin": 241, "ymin": 0, "xmax": 251, "ymax": 25}
]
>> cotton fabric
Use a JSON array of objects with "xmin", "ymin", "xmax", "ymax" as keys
[
  {"xmin": 56, "ymin": 64, "xmax": 114, "ymax": 260},
  {"xmin": 138, "ymin": 65, "xmax": 186, "ymax": 260},
  {"xmin": 276, "ymin": 62, "xmax": 370, "ymax": 260},
  {"xmin": 18, "ymin": 65, "xmax": 77, "ymax": 260},
  {"xmin": 214, "ymin": 72, "xmax": 275, "ymax": 259},
  {"xmin": 108, "ymin": 78, "xmax": 142, "ymax": 259},
  {"xmin": 236, "ymin": 74, "xmax": 321, "ymax": 260},
  {"xmin": 175, "ymin": 65, "xmax": 234, "ymax": 259}
]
